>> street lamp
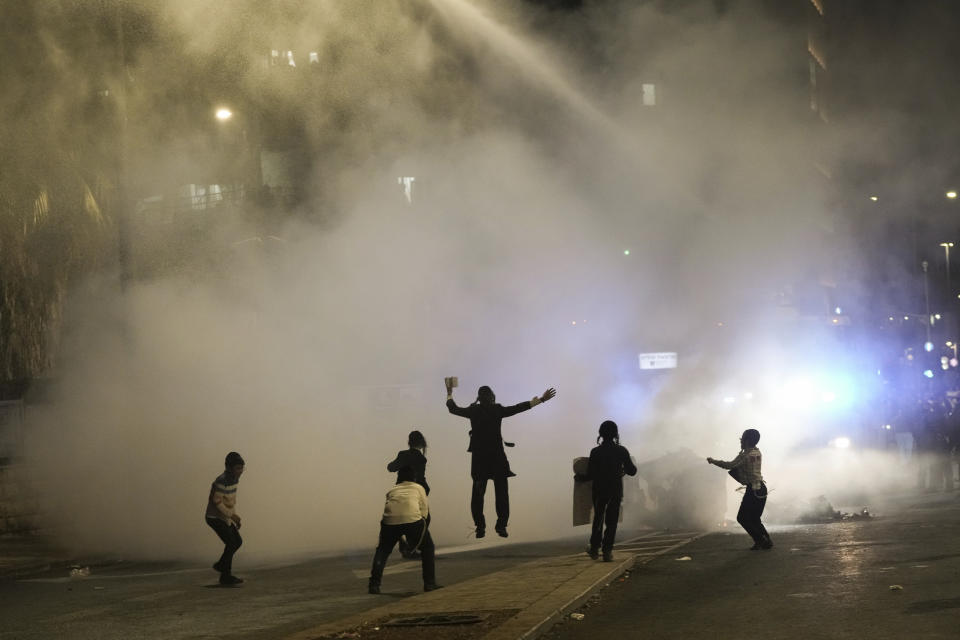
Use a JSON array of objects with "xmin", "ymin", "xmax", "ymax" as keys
[
  {"xmin": 215, "ymin": 107, "xmax": 233, "ymax": 121},
  {"xmin": 940, "ymin": 242, "xmax": 953, "ymax": 302},
  {"xmin": 947, "ymin": 191, "xmax": 958, "ymax": 200},
  {"xmin": 922, "ymin": 260, "xmax": 932, "ymax": 345}
]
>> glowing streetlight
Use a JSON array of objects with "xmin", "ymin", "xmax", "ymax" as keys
[
  {"xmin": 947, "ymin": 191, "xmax": 958, "ymax": 199},
  {"xmin": 215, "ymin": 107, "xmax": 233, "ymax": 121},
  {"xmin": 869, "ymin": 195, "xmax": 879, "ymax": 201},
  {"xmin": 941, "ymin": 242, "xmax": 954, "ymax": 308},
  {"xmin": 623, "ymin": 249, "xmax": 630, "ymax": 256}
]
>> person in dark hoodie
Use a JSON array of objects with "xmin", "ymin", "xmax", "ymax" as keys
[
  {"xmin": 446, "ymin": 379, "xmax": 556, "ymax": 539},
  {"xmin": 707, "ymin": 428, "xmax": 772, "ymax": 550},
  {"xmin": 576, "ymin": 421, "xmax": 637, "ymax": 562},
  {"xmin": 388, "ymin": 430, "xmax": 430, "ymax": 493},
  {"xmin": 387, "ymin": 430, "xmax": 430, "ymax": 558}
]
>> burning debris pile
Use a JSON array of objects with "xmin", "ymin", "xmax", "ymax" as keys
[{"xmin": 795, "ymin": 495, "xmax": 872, "ymax": 524}]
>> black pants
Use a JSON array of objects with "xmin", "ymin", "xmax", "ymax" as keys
[
  {"xmin": 206, "ymin": 517, "xmax": 242, "ymax": 576},
  {"xmin": 369, "ymin": 519, "xmax": 436, "ymax": 588},
  {"xmin": 736, "ymin": 483, "xmax": 770, "ymax": 545},
  {"xmin": 590, "ymin": 490, "xmax": 622, "ymax": 552},
  {"xmin": 471, "ymin": 476, "xmax": 509, "ymax": 529}
]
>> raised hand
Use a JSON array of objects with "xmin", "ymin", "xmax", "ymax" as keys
[{"xmin": 541, "ymin": 388, "xmax": 557, "ymax": 402}]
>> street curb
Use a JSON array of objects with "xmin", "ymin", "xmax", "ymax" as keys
[
  {"xmin": 492, "ymin": 554, "xmax": 636, "ymax": 640},
  {"xmin": 499, "ymin": 532, "xmax": 711, "ymax": 640},
  {"xmin": 0, "ymin": 559, "xmax": 53, "ymax": 579},
  {"xmin": 283, "ymin": 532, "xmax": 709, "ymax": 640}
]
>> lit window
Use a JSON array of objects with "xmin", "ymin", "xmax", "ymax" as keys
[
  {"xmin": 309, "ymin": 52, "xmax": 319, "ymax": 64},
  {"xmin": 641, "ymin": 83, "xmax": 656, "ymax": 106},
  {"xmin": 271, "ymin": 50, "xmax": 280, "ymax": 65},
  {"xmin": 286, "ymin": 51, "xmax": 296, "ymax": 67},
  {"xmin": 398, "ymin": 177, "xmax": 415, "ymax": 204}
]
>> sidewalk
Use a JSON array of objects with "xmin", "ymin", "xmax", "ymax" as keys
[{"xmin": 283, "ymin": 531, "xmax": 705, "ymax": 640}]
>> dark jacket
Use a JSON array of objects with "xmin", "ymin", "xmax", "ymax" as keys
[
  {"xmin": 586, "ymin": 441, "xmax": 637, "ymax": 496},
  {"xmin": 387, "ymin": 448, "xmax": 430, "ymax": 495},
  {"xmin": 446, "ymin": 398, "xmax": 533, "ymax": 479}
]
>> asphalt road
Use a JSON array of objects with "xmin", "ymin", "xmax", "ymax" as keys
[
  {"xmin": 0, "ymin": 533, "xmax": 612, "ymax": 640},
  {"xmin": 544, "ymin": 492, "xmax": 960, "ymax": 640}
]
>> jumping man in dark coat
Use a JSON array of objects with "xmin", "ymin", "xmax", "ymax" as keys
[{"xmin": 446, "ymin": 379, "xmax": 556, "ymax": 538}]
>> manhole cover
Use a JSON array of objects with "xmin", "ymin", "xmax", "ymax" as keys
[{"xmin": 383, "ymin": 614, "xmax": 489, "ymax": 627}]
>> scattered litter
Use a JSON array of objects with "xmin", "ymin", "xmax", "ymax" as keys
[
  {"xmin": 570, "ymin": 613, "xmax": 585, "ymax": 621},
  {"xmin": 676, "ymin": 556, "xmax": 692, "ymax": 561},
  {"xmin": 372, "ymin": 627, "xmax": 380, "ymax": 632},
  {"xmin": 69, "ymin": 566, "xmax": 90, "ymax": 578},
  {"xmin": 789, "ymin": 548, "xmax": 801, "ymax": 552},
  {"xmin": 889, "ymin": 585, "xmax": 904, "ymax": 591}
]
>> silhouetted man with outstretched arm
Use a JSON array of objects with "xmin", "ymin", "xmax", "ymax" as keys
[
  {"xmin": 707, "ymin": 429, "xmax": 772, "ymax": 550},
  {"xmin": 446, "ymin": 379, "xmax": 556, "ymax": 538}
]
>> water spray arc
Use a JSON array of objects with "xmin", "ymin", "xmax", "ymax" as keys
[{"xmin": 426, "ymin": 0, "xmax": 623, "ymax": 141}]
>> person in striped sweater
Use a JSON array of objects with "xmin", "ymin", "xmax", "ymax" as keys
[{"xmin": 205, "ymin": 452, "xmax": 245, "ymax": 585}]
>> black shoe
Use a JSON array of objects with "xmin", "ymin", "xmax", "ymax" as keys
[
  {"xmin": 368, "ymin": 583, "xmax": 380, "ymax": 595},
  {"xmin": 495, "ymin": 525, "xmax": 508, "ymax": 538},
  {"xmin": 212, "ymin": 562, "xmax": 224, "ymax": 572},
  {"xmin": 476, "ymin": 526, "xmax": 485, "ymax": 539},
  {"xmin": 760, "ymin": 537, "xmax": 773, "ymax": 550},
  {"xmin": 602, "ymin": 551, "xmax": 613, "ymax": 562},
  {"xmin": 424, "ymin": 583, "xmax": 443, "ymax": 592},
  {"xmin": 587, "ymin": 547, "xmax": 600, "ymax": 560},
  {"xmin": 219, "ymin": 575, "xmax": 243, "ymax": 586},
  {"xmin": 749, "ymin": 543, "xmax": 761, "ymax": 550}
]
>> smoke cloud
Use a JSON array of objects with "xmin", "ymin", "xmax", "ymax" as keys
[{"xmin": 17, "ymin": 0, "xmax": 917, "ymax": 560}]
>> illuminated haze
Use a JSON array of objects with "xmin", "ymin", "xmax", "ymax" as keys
[{"xmin": 23, "ymin": 0, "xmax": 894, "ymax": 561}]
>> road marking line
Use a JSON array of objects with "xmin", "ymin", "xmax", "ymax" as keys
[
  {"xmin": 50, "ymin": 606, "xmax": 114, "ymax": 622},
  {"xmin": 351, "ymin": 561, "xmax": 419, "ymax": 579},
  {"xmin": 126, "ymin": 589, "xmax": 186, "ymax": 602},
  {"xmin": 21, "ymin": 567, "xmax": 209, "ymax": 584}
]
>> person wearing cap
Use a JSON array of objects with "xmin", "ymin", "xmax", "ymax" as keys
[
  {"xmin": 205, "ymin": 452, "xmax": 246, "ymax": 585},
  {"xmin": 576, "ymin": 420, "xmax": 637, "ymax": 562},
  {"xmin": 388, "ymin": 430, "xmax": 430, "ymax": 494},
  {"xmin": 387, "ymin": 430, "xmax": 430, "ymax": 558},
  {"xmin": 368, "ymin": 466, "xmax": 440, "ymax": 594},
  {"xmin": 707, "ymin": 429, "xmax": 772, "ymax": 550},
  {"xmin": 446, "ymin": 379, "xmax": 556, "ymax": 539}
]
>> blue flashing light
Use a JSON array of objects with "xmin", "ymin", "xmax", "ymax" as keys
[{"xmin": 924, "ymin": 341, "xmax": 935, "ymax": 352}]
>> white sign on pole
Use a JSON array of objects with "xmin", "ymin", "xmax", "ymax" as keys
[{"xmin": 638, "ymin": 352, "xmax": 678, "ymax": 370}]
